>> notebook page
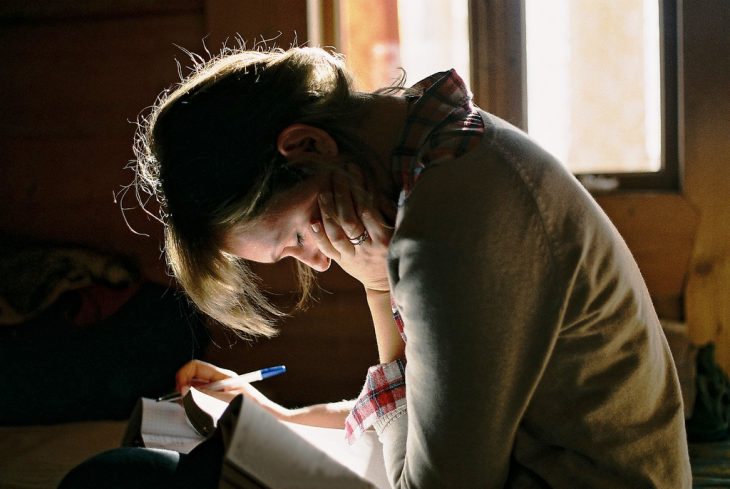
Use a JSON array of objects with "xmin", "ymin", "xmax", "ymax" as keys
[
  {"xmin": 142, "ymin": 433, "xmax": 201, "ymax": 453},
  {"xmin": 139, "ymin": 398, "xmax": 202, "ymax": 453},
  {"xmin": 282, "ymin": 423, "xmax": 389, "ymax": 489},
  {"xmin": 226, "ymin": 399, "xmax": 377, "ymax": 489}
]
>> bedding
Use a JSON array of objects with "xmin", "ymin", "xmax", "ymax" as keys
[
  {"xmin": 0, "ymin": 421, "xmax": 127, "ymax": 489},
  {"xmin": 1, "ymin": 422, "xmax": 728, "ymax": 488},
  {"xmin": 690, "ymin": 440, "xmax": 730, "ymax": 487}
]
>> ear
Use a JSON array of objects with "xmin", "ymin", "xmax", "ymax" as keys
[{"xmin": 276, "ymin": 124, "xmax": 338, "ymax": 161}]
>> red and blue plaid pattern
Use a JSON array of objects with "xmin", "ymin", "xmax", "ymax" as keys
[
  {"xmin": 344, "ymin": 359, "xmax": 407, "ymax": 444},
  {"xmin": 392, "ymin": 295, "xmax": 407, "ymax": 342},
  {"xmin": 344, "ymin": 70, "xmax": 485, "ymax": 443},
  {"xmin": 394, "ymin": 69, "xmax": 485, "ymax": 203}
]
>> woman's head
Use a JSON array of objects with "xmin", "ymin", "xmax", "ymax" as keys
[{"xmin": 133, "ymin": 46, "xmax": 367, "ymax": 336}]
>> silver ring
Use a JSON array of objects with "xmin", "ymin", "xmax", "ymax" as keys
[{"xmin": 347, "ymin": 229, "xmax": 370, "ymax": 246}]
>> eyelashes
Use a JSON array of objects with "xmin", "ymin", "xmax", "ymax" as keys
[{"xmin": 296, "ymin": 232, "xmax": 304, "ymax": 247}]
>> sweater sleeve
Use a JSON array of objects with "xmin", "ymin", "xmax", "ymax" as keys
[{"xmin": 378, "ymin": 152, "xmax": 565, "ymax": 488}]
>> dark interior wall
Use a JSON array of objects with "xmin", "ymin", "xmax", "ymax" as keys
[
  {"xmin": 0, "ymin": 1, "xmax": 313, "ymax": 285},
  {"xmin": 0, "ymin": 6, "xmax": 201, "ymax": 283},
  {"xmin": 0, "ymin": 0, "xmax": 378, "ymax": 407}
]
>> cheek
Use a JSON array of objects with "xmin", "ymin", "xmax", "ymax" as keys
[{"xmin": 222, "ymin": 228, "xmax": 278, "ymax": 263}]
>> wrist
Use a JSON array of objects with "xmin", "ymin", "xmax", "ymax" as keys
[
  {"xmin": 365, "ymin": 287, "xmax": 390, "ymax": 297},
  {"xmin": 365, "ymin": 289, "xmax": 404, "ymax": 364},
  {"xmin": 262, "ymin": 401, "xmax": 292, "ymax": 422}
]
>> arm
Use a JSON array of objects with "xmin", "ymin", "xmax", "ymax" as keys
[
  {"xmin": 313, "ymin": 164, "xmax": 405, "ymax": 364},
  {"xmin": 379, "ymin": 157, "xmax": 563, "ymax": 487},
  {"xmin": 175, "ymin": 167, "xmax": 403, "ymax": 431},
  {"xmin": 366, "ymin": 288, "xmax": 405, "ymax": 364},
  {"xmin": 175, "ymin": 359, "xmax": 354, "ymax": 428}
]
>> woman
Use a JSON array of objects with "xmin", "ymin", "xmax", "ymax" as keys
[{"xmin": 62, "ymin": 46, "xmax": 690, "ymax": 488}]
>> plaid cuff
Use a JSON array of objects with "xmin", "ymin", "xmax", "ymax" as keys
[
  {"xmin": 344, "ymin": 358, "xmax": 407, "ymax": 444},
  {"xmin": 391, "ymin": 295, "xmax": 407, "ymax": 342}
]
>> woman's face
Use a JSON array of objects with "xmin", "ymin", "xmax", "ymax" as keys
[{"xmin": 223, "ymin": 178, "xmax": 332, "ymax": 272}]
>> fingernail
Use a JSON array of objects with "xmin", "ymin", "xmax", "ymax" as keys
[{"xmin": 311, "ymin": 222, "xmax": 321, "ymax": 233}]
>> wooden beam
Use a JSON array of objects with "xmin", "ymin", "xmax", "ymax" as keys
[
  {"xmin": 681, "ymin": 0, "xmax": 730, "ymax": 372},
  {"xmin": 469, "ymin": 0, "xmax": 526, "ymax": 129}
]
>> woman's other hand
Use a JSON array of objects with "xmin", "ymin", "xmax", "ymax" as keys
[
  {"xmin": 174, "ymin": 359, "xmax": 353, "ymax": 428},
  {"xmin": 174, "ymin": 359, "xmax": 291, "ymax": 418},
  {"xmin": 311, "ymin": 164, "xmax": 404, "ymax": 362},
  {"xmin": 175, "ymin": 359, "xmax": 237, "ymax": 396},
  {"xmin": 312, "ymin": 163, "xmax": 393, "ymax": 292}
]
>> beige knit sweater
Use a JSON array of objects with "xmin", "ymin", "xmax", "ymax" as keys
[{"xmin": 378, "ymin": 111, "xmax": 691, "ymax": 488}]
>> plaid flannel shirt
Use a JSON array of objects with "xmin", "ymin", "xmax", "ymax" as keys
[{"xmin": 344, "ymin": 70, "xmax": 485, "ymax": 443}]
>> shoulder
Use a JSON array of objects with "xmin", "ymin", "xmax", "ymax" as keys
[
  {"xmin": 389, "ymin": 110, "xmax": 625, "ymax": 289},
  {"xmin": 392, "ymin": 111, "xmax": 576, "ymax": 250}
]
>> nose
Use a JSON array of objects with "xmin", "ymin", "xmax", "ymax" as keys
[{"xmin": 286, "ymin": 244, "xmax": 331, "ymax": 272}]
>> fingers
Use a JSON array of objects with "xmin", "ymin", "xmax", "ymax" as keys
[
  {"xmin": 318, "ymin": 190, "xmax": 355, "ymax": 257},
  {"xmin": 317, "ymin": 166, "xmax": 368, "ymax": 248},
  {"xmin": 312, "ymin": 163, "xmax": 394, "ymax": 269},
  {"xmin": 203, "ymin": 382, "xmax": 291, "ymax": 421},
  {"xmin": 332, "ymin": 167, "xmax": 364, "ymax": 240},
  {"xmin": 204, "ymin": 390, "xmax": 239, "ymax": 403},
  {"xmin": 175, "ymin": 359, "xmax": 236, "ymax": 394},
  {"xmin": 309, "ymin": 218, "xmax": 339, "ymax": 260},
  {"xmin": 360, "ymin": 207, "xmax": 390, "ymax": 244}
]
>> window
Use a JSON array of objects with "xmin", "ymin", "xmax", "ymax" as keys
[
  {"xmin": 526, "ymin": 0, "xmax": 661, "ymax": 175},
  {"xmin": 308, "ymin": 0, "xmax": 470, "ymax": 92},
  {"xmin": 308, "ymin": 0, "xmax": 679, "ymax": 191}
]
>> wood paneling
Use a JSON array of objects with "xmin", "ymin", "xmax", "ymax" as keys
[
  {"xmin": 0, "ymin": 0, "xmax": 369, "ymax": 406},
  {"xmin": 596, "ymin": 193, "xmax": 698, "ymax": 319},
  {"xmin": 0, "ymin": 1, "xmax": 202, "ymax": 21},
  {"xmin": 682, "ymin": 0, "xmax": 730, "ymax": 370},
  {"xmin": 203, "ymin": 0, "xmax": 307, "ymax": 51},
  {"xmin": 0, "ymin": 1, "xmax": 309, "ymax": 285},
  {"xmin": 0, "ymin": 13, "xmax": 206, "ymax": 283}
]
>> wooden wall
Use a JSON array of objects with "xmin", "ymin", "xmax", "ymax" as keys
[
  {"xmin": 681, "ymin": 0, "xmax": 730, "ymax": 369},
  {"xmin": 595, "ymin": 1, "xmax": 730, "ymax": 373},
  {"xmin": 0, "ymin": 0, "xmax": 309, "ymax": 285},
  {"xmin": 0, "ymin": 0, "xmax": 379, "ymax": 407},
  {"xmin": 0, "ymin": 2, "xmax": 203, "ymax": 283}
]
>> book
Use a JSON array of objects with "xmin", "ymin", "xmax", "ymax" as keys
[
  {"xmin": 122, "ymin": 388, "xmax": 389, "ymax": 488},
  {"xmin": 122, "ymin": 387, "xmax": 228, "ymax": 453}
]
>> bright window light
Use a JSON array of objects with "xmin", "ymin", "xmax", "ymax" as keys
[{"xmin": 525, "ymin": 0, "xmax": 662, "ymax": 174}]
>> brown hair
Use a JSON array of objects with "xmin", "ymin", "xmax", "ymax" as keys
[{"xmin": 133, "ymin": 46, "xmax": 368, "ymax": 337}]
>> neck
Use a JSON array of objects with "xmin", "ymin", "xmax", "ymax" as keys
[{"xmin": 355, "ymin": 93, "xmax": 409, "ymax": 203}]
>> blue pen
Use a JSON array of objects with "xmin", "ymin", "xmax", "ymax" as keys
[{"xmin": 157, "ymin": 365, "xmax": 286, "ymax": 402}]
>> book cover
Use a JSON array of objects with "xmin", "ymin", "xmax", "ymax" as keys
[{"xmin": 122, "ymin": 389, "xmax": 389, "ymax": 488}]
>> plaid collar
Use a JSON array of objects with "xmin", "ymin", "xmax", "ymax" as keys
[{"xmin": 391, "ymin": 69, "xmax": 480, "ymax": 197}]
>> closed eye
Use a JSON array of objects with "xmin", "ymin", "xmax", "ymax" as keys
[{"xmin": 296, "ymin": 232, "xmax": 304, "ymax": 247}]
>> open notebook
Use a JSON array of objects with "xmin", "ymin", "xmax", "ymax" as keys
[
  {"xmin": 123, "ymin": 388, "xmax": 389, "ymax": 489},
  {"xmin": 122, "ymin": 387, "xmax": 228, "ymax": 453}
]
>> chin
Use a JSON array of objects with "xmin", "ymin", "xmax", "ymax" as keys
[{"xmin": 315, "ymin": 259, "xmax": 332, "ymax": 272}]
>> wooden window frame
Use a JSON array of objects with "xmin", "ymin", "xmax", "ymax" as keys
[{"xmin": 469, "ymin": 0, "xmax": 680, "ymax": 192}]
